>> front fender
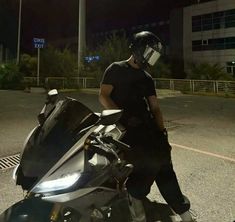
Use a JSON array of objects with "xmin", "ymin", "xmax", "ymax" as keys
[{"xmin": 0, "ymin": 198, "xmax": 54, "ymax": 222}]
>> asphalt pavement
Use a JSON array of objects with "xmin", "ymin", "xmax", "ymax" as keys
[{"xmin": 0, "ymin": 90, "xmax": 234, "ymax": 222}]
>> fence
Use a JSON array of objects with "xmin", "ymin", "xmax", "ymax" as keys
[
  {"xmin": 23, "ymin": 77, "xmax": 98, "ymax": 89},
  {"xmin": 153, "ymin": 78, "xmax": 235, "ymax": 95},
  {"xmin": 23, "ymin": 77, "xmax": 235, "ymax": 95}
]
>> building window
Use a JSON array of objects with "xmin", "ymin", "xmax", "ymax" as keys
[
  {"xmin": 226, "ymin": 62, "xmax": 235, "ymax": 76},
  {"xmin": 192, "ymin": 37, "xmax": 235, "ymax": 51},
  {"xmin": 192, "ymin": 15, "xmax": 202, "ymax": 32},
  {"xmin": 192, "ymin": 9, "xmax": 235, "ymax": 32},
  {"xmin": 225, "ymin": 9, "xmax": 235, "ymax": 28},
  {"xmin": 212, "ymin": 11, "xmax": 224, "ymax": 29},
  {"xmin": 211, "ymin": 38, "xmax": 225, "ymax": 50},
  {"xmin": 202, "ymin": 39, "xmax": 208, "ymax": 45},
  {"xmin": 225, "ymin": 37, "xmax": 235, "ymax": 49},
  {"xmin": 202, "ymin": 14, "xmax": 213, "ymax": 30}
]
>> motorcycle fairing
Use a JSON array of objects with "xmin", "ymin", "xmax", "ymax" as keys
[
  {"xmin": 0, "ymin": 198, "xmax": 54, "ymax": 222},
  {"xmin": 42, "ymin": 187, "xmax": 118, "ymax": 220},
  {"xmin": 17, "ymin": 98, "xmax": 99, "ymax": 189}
]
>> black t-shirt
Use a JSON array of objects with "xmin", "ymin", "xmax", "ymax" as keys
[{"xmin": 101, "ymin": 61, "xmax": 156, "ymax": 125}]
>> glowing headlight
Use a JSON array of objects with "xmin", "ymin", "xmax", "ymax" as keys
[{"xmin": 35, "ymin": 172, "xmax": 81, "ymax": 193}]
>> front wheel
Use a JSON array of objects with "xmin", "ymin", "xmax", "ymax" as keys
[{"xmin": 109, "ymin": 197, "xmax": 132, "ymax": 222}]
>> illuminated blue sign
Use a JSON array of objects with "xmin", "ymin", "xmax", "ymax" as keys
[
  {"xmin": 84, "ymin": 55, "xmax": 100, "ymax": 63},
  {"xmin": 33, "ymin": 38, "xmax": 45, "ymax": 48}
]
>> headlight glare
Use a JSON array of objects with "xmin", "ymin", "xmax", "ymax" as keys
[{"xmin": 35, "ymin": 172, "xmax": 81, "ymax": 193}]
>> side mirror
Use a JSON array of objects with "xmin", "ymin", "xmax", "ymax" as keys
[
  {"xmin": 98, "ymin": 109, "xmax": 123, "ymax": 126},
  {"xmin": 38, "ymin": 89, "xmax": 59, "ymax": 125},
  {"xmin": 46, "ymin": 89, "xmax": 58, "ymax": 105}
]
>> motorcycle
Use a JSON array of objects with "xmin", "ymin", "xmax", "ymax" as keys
[{"xmin": 0, "ymin": 89, "xmax": 134, "ymax": 222}]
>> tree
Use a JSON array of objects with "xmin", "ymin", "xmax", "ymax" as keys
[
  {"xmin": 186, "ymin": 62, "xmax": 234, "ymax": 80},
  {"xmin": 85, "ymin": 33, "xmax": 172, "ymax": 80},
  {"xmin": 19, "ymin": 54, "xmax": 37, "ymax": 76},
  {"xmin": 40, "ymin": 46, "xmax": 77, "ymax": 77},
  {"xmin": 0, "ymin": 63, "xmax": 23, "ymax": 89},
  {"xmin": 170, "ymin": 58, "xmax": 186, "ymax": 79},
  {"xmin": 82, "ymin": 33, "xmax": 130, "ymax": 82},
  {"xmin": 148, "ymin": 58, "xmax": 172, "ymax": 78}
]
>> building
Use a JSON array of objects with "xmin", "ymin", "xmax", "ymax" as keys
[
  {"xmin": 0, "ymin": 44, "xmax": 11, "ymax": 64},
  {"xmin": 170, "ymin": 0, "xmax": 235, "ymax": 76}
]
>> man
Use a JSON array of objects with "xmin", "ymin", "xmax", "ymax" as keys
[{"xmin": 99, "ymin": 31, "xmax": 196, "ymax": 222}]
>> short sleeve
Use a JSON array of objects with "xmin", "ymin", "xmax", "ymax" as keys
[
  {"xmin": 145, "ymin": 75, "xmax": 157, "ymax": 97},
  {"xmin": 101, "ymin": 63, "xmax": 118, "ymax": 86}
]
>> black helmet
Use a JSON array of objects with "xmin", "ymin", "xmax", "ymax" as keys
[{"xmin": 129, "ymin": 31, "xmax": 162, "ymax": 68}]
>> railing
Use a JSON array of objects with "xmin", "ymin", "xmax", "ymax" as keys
[
  {"xmin": 153, "ymin": 78, "xmax": 235, "ymax": 95},
  {"xmin": 23, "ymin": 77, "xmax": 98, "ymax": 89},
  {"xmin": 23, "ymin": 77, "xmax": 235, "ymax": 95}
]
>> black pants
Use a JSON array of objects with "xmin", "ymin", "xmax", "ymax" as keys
[
  {"xmin": 126, "ymin": 162, "xmax": 190, "ymax": 215},
  {"xmin": 122, "ymin": 125, "xmax": 190, "ymax": 215}
]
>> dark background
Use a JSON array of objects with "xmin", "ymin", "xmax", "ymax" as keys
[{"xmin": 0, "ymin": 0, "xmax": 213, "ymax": 53}]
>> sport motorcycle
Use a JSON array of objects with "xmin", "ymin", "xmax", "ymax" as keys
[{"xmin": 0, "ymin": 89, "xmax": 134, "ymax": 222}]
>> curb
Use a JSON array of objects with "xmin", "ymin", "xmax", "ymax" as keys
[
  {"xmin": 78, "ymin": 88, "xmax": 183, "ymax": 97},
  {"xmin": 30, "ymin": 87, "xmax": 46, "ymax": 93}
]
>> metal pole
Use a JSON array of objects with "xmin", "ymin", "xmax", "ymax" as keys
[
  {"xmin": 16, "ymin": 0, "xmax": 22, "ymax": 65},
  {"xmin": 37, "ymin": 48, "xmax": 40, "ymax": 86},
  {"xmin": 78, "ymin": 0, "xmax": 86, "ymax": 76}
]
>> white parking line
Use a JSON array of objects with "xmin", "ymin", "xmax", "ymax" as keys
[{"xmin": 171, "ymin": 143, "xmax": 235, "ymax": 163}]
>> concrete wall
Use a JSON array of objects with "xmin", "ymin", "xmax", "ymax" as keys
[{"xmin": 170, "ymin": 8, "xmax": 184, "ymax": 60}]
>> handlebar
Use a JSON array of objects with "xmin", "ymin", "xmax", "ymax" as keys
[
  {"xmin": 86, "ymin": 134, "xmax": 131, "ymax": 162},
  {"xmin": 100, "ymin": 136, "xmax": 131, "ymax": 152},
  {"xmin": 89, "ymin": 144, "xmax": 117, "ymax": 162}
]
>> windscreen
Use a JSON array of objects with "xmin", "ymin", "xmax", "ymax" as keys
[{"xmin": 20, "ymin": 98, "xmax": 99, "ymax": 178}]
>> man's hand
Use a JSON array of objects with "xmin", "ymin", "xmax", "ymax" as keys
[{"xmin": 158, "ymin": 128, "xmax": 172, "ymax": 152}]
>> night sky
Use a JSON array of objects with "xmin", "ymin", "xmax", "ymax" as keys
[{"xmin": 0, "ymin": 0, "xmax": 205, "ymax": 54}]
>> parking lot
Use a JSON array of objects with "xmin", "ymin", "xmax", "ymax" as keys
[{"xmin": 0, "ymin": 90, "xmax": 234, "ymax": 221}]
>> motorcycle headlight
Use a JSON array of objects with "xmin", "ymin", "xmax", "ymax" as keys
[{"xmin": 34, "ymin": 172, "xmax": 81, "ymax": 193}]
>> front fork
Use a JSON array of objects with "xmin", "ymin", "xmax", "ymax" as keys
[
  {"xmin": 50, "ymin": 203, "xmax": 61, "ymax": 221},
  {"xmin": 50, "ymin": 203, "xmax": 81, "ymax": 222}
]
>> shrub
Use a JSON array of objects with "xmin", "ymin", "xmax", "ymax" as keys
[
  {"xmin": 186, "ymin": 63, "xmax": 234, "ymax": 80},
  {"xmin": 148, "ymin": 59, "xmax": 172, "ymax": 78},
  {"xmin": 19, "ymin": 54, "xmax": 37, "ymax": 76},
  {"xmin": 40, "ymin": 46, "xmax": 77, "ymax": 77},
  {"xmin": 0, "ymin": 63, "xmax": 23, "ymax": 89}
]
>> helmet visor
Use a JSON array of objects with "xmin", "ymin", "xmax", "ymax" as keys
[{"xmin": 143, "ymin": 46, "xmax": 161, "ymax": 66}]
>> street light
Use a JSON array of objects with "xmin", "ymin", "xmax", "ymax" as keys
[
  {"xmin": 78, "ymin": 0, "xmax": 86, "ymax": 76},
  {"xmin": 16, "ymin": 0, "xmax": 22, "ymax": 65}
]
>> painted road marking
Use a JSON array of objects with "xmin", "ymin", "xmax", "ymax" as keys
[{"xmin": 171, "ymin": 143, "xmax": 235, "ymax": 163}]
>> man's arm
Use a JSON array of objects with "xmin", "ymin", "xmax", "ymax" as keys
[
  {"xmin": 99, "ymin": 84, "xmax": 119, "ymax": 109},
  {"xmin": 147, "ymin": 95, "xmax": 165, "ymax": 131}
]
